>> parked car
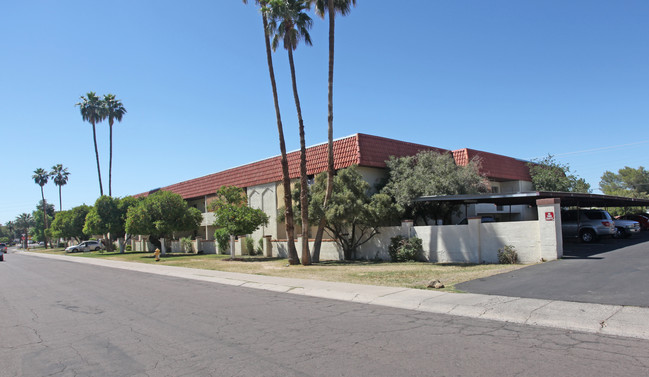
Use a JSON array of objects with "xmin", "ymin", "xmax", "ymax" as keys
[
  {"xmin": 0, "ymin": 243, "xmax": 6, "ymax": 261},
  {"xmin": 616, "ymin": 214, "xmax": 649, "ymax": 231},
  {"xmin": 561, "ymin": 209, "xmax": 616, "ymax": 243},
  {"xmin": 612, "ymin": 218, "xmax": 641, "ymax": 239},
  {"xmin": 65, "ymin": 240, "xmax": 104, "ymax": 253}
]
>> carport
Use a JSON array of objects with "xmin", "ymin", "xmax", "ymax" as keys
[{"xmin": 416, "ymin": 191, "xmax": 649, "ymax": 210}]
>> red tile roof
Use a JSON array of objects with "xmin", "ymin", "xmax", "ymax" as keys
[
  {"xmin": 453, "ymin": 148, "xmax": 531, "ymax": 181},
  {"xmin": 135, "ymin": 134, "xmax": 530, "ymax": 200}
]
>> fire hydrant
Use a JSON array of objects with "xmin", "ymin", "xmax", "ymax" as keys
[{"xmin": 154, "ymin": 248, "xmax": 161, "ymax": 262}]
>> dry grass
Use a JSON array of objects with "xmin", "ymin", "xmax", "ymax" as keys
[{"xmin": 28, "ymin": 249, "xmax": 529, "ymax": 291}]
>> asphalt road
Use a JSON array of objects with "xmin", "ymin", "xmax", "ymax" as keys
[
  {"xmin": 2, "ymin": 251, "xmax": 649, "ymax": 376},
  {"xmin": 457, "ymin": 232, "xmax": 649, "ymax": 307}
]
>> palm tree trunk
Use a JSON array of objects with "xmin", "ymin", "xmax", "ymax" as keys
[
  {"xmin": 92, "ymin": 120, "xmax": 104, "ymax": 196},
  {"xmin": 312, "ymin": 0, "xmax": 336, "ymax": 263},
  {"xmin": 287, "ymin": 47, "xmax": 311, "ymax": 266},
  {"xmin": 41, "ymin": 189, "xmax": 48, "ymax": 249},
  {"xmin": 109, "ymin": 121, "xmax": 113, "ymax": 197},
  {"xmin": 58, "ymin": 185, "xmax": 62, "ymax": 212},
  {"xmin": 261, "ymin": 11, "xmax": 299, "ymax": 264}
]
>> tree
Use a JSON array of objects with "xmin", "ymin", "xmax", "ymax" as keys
[
  {"xmin": 76, "ymin": 92, "xmax": 106, "ymax": 196},
  {"xmin": 600, "ymin": 166, "xmax": 649, "ymax": 197},
  {"xmin": 15, "ymin": 213, "xmax": 34, "ymax": 248},
  {"xmin": 84, "ymin": 196, "xmax": 139, "ymax": 252},
  {"xmin": 50, "ymin": 164, "xmax": 70, "ymax": 211},
  {"xmin": 527, "ymin": 154, "xmax": 591, "ymax": 193},
  {"xmin": 382, "ymin": 151, "xmax": 489, "ymax": 225},
  {"xmin": 32, "ymin": 168, "xmax": 50, "ymax": 248},
  {"xmin": 299, "ymin": 167, "xmax": 398, "ymax": 260},
  {"xmin": 103, "ymin": 94, "xmax": 127, "ymax": 197},
  {"xmin": 50, "ymin": 205, "xmax": 91, "ymax": 243},
  {"xmin": 125, "ymin": 191, "xmax": 202, "ymax": 252},
  {"xmin": 266, "ymin": 0, "xmax": 313, "ymax": 265},
  {"xmin": 208, "ymin": 186, "xmax": 269, "ymax": 257},
  {"xmin": 244, "ymin": 0, "xmax": 299, "ymax": 265},
  {"xmin": 31, "ymin": 209, "xmax": 53, "ymax": 244},
  {"xmin": 5, "ymin": 221, "xmax": 16, "ymax": 241},
  {"xmin": 308, "ymin": 0, "xmax": 357, "ymax": 264}
]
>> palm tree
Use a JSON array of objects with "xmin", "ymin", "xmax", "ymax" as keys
[
  {"xmin": 5, "ymin": 221, "xmax": 15, "ymax": 241},
  {"xmin": 309, "ymin": 0, "xmax": 356, "ymax": 262},
  {"xmin": 15, "ymin": 213, "xmax": 34, "ymax": 248},
  {"xmin": 50, "ymin": 164, "xmax": 70, "ymax": 211},
  {"xmin": 76, "ymin": 92, "xmax": 106, "ymax": 196},
  {"xmin": 244, "ymin": 0, "xmax": 300, "ymax": 264},
  {"xmin": 266, "ymin": 0, "xmax": 313, "ymax": 265},
  {"xmin": 103, "ymin": 94, "xmax": 127, "ymax": 197},
  {"xmin": 32, "ymin": 168, "xmax": 50, "ymax": 248}
]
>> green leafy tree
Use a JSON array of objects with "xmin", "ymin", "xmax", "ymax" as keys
[
  {"xmin": 209, "ymin": 186, "xmax": 269, "ymax": 257},
  {"xmin": 600, "ymin": 166, "xmax": 649, "ymax": 197},
  {"xmin": 76, "ymin": 92, "xmax": 106, "ymax": 196},
  {"xmin": 31, "ymin": 209, "xmax": 53, "ymax": 244},
  {"xmin": 103, "ymin": 94, "xmax": 126, "ymax": 197},
  {"xmin": 125, "ymin": 191, "xmax": 202, "ymax": 252},
  {"xmin": 309, "ymin": 0, "xmax": 356, "ymax": 263},
  {"xmin": 382, "ymin": 151, "xmax": 489, "ymax": 225},
  {"xmin": 297, "ymin": 167, "xmax": 399, "ymax": 260},
  {"xmin": 266, "ymin": 0, "xmax": 313, "ymax": 265},
  {"xmin": 527, "ymin": 154, "xmax": 591, "ymax": 193},
  {"xmin": 5, "ymin": 221, "xmax": 16, "ymax": 241},
  {"xmin": 85, "ymin": 196, "xmax": 139, "ymax": 252},
  {"xmin": 50, "ymin": 164, "xmax": 70, "ymax": 211},
  {"xmin": 243, "ymin": 0, "xmax": 299, "ymax": 265},
  {"xmin": 32, "ymin": 168, "xmax": 50, "ymax": 248},
  {"xmin": 50, "ymin": 205, "xmax": 91, "ymax": 243}
]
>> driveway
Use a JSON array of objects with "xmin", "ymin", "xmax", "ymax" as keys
[{"xmin": 456, "ymin": 231, "xmax": 649, "ymax": 307}]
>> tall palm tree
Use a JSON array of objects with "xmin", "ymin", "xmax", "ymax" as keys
[
  {"xmin": 76, "ymin": 92, "xmax": 106, "ymax": 196},
  {"xmin": 103, "ymin": 94, "xmax": 127, "ymax": 197},
  {"xmin": 15, "ymin": 213, "xmax": 34, "ymax": 248},
  {"xmin": 266, "ymin": 0, "xmax": 313, "ymax": 265},
  {"xmin": 309, "ymin": 0, "xmax": 356, "ymax": 262},
  {"xmin": 244, "ymin": 0, "xmax": 300, "ymax": 264},
  {"xmin": 50, "ymin": 164, "xmax": 70, "ymax": 211},
  {"xmin": 32, "ymin": 168, "xmax": 50, "ymax": 248}
]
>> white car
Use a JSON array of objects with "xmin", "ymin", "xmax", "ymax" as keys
[
  {"xmin": 65, "ymin": 240, "xmax": 104, "ymax": 253},
  {"xmin": 612, "ymin": 219, "xmax": 641, "ymax": 239}
]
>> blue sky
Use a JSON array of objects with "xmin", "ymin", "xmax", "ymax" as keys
[{"xmin": 1, "ymin": 0, "xmax": 648, "ymax": 224}]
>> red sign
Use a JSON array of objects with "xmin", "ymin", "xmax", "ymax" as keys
[{"xmin": 545, "ymin": 212, "xmax": 555, "ymax": 221}]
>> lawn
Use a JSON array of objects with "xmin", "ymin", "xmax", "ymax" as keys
[{"xmin": 28, "ymin": 248, "xmax": 528, "ymax": 291}]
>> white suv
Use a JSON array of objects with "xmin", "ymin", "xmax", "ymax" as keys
[{"xmin": 65, "ymin": 240, "xmax": 104, "ymax": 253}]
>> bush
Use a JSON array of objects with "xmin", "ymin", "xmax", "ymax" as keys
[
  {"xmin": 126, "ymin": 244, "xmax": 132, "ymax": 251},
  {"xmin": 180, "ymin": 237, "xmax": 194, "ymax": 253},
  {"xmin": 258, "ymin": 238, "xmax": 264, "ymax": 255},
  {"xmin": 245, "ymin": 237, "xmax": 256, "ymax": 256},
  {"xmin": 214, "ymin": 229, "xmax": 230, "ymax": 254},
  {"xmin": 498, "ymin": 245, "xmax": 518, "ymax": 264},
  {"xmin": 389, "ymin": 236, "xmax": 423, "ymax": 262}
]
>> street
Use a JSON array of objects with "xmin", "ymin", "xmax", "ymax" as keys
[{"xmin": 2, "ymin": 251, "xmax": 649, "ymax": 376}]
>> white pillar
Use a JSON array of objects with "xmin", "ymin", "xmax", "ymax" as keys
[
  {"xmin": 536, "ymin": 198, "xmax": 563, "ymax": 261},
  {"xmin": 160, "ymin": 238, "xmax": 166, "ymax": 255}
]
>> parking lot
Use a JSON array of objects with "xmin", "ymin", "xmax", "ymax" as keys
[{"xmin": 456, "ymin": 231, "xmax": 649, "ymax": 307}]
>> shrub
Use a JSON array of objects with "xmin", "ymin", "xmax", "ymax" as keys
[
  {"xmin": 245, "ymin": 237, "xmax": 256, "ymax": 256},
  {"xmin": 389, "ymin": 236, "xmax": 423, "ymax": 262},
  {"xmin": 258, "ymin": 238, "xmax": 264, "ymax": 255},
  {"xmin": 180, "ymin": 237, "xmax": 194, "ymax": 253},
  {"xmin": 214, "ymin": 229, "xmax": 230, "ymax": 254},
  {"xmin": 126, "ymin": 244, "xmax": 132, "ymax": 251},
  {"xmin": 498, "ymin": 245, "xmax": 518, "ymax": 264}
]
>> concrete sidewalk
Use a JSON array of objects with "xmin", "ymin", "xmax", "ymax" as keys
[{"xmin": 20, "ymin": 251, "xmax": 649, "ymax": 341}]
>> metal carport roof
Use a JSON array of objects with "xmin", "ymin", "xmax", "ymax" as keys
[{"xmin": 415, "ymin": 191, "xmax": 649, "ymax": 208}]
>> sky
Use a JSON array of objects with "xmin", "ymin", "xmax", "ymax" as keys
[{"xmin": 1, "ymin": 0, "xmax": 648, "ymax": 224}]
